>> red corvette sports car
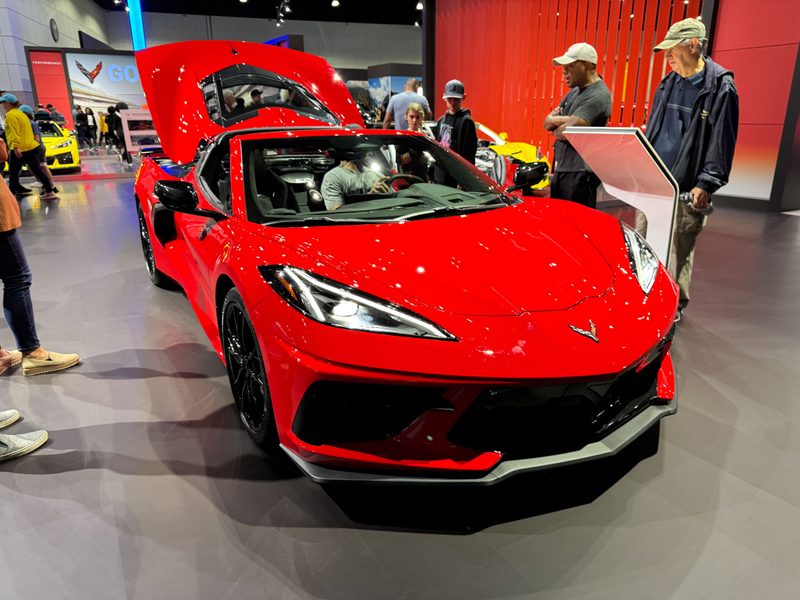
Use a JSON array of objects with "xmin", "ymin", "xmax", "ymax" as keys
[{"xmin": 134, "ymin": 41, "xmax": 679, "ymax": 485}]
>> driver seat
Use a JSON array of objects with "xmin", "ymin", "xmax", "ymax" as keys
[{"xmin": 248, "ymin": 151, "xmax": 291, "ymax": 218}]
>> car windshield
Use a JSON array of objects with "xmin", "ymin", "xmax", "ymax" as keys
[
  {"xmin": 201, "ymin": 65, "xmax": 338, "ymax": 128},
  {"xmin": 240, "ymin": 134, "xmax": 514, "ymax": 226},
  {"xmin": 37, "ymin": 122, "xmax": 64, "ymax": 137}
]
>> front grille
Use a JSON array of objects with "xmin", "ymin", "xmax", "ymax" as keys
[
  {"xmin": 55, "ymin": 151, "xmax": 74, "ymax": 165},
  {"xmin": 292, "ymin": 382, "xmax": 450, "ymax": 446},
  {"xmin": 448, "ymin": 352, "xmax": 665, "ymax": 460}
]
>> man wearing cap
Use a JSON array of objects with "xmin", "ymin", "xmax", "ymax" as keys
[
  {"xmin": 433, "ymin": 79, "xmax": 478, "ymax": 184},
  {"xmin": 543, "ymin": 43, "xmax": 612, "ymax": 208},
  {"xmin": 646, "ymin": 18, "xmax": 738, "ymax": 315},
  {"xmin": 0, "ymin": 94, "xmax": 57, "ymax": 199},
  {"xmin": 383, "ymin": 78, "xmax": 431, "ymax": 131},
  {"xmin": 249, "ymin": 89, "xmax": 264, "ymax": 109}
]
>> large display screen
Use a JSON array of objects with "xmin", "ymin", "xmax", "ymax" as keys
[{"xmin": 64, "ymin": 52, "xmax": 147, "ymax": 115}]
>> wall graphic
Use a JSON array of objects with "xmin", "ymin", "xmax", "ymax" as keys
[
  {"xmin": 29, "ymin": 51, "xmax": 73, "ymax": 129},
  {"xmin": 368, "ymin": 76, "xmax": 415, "ymax": 107},
  {"xmin": 65, "ymin": 52, "xmax": 146, "ymax": 115}
]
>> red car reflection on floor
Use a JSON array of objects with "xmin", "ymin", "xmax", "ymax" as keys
[{"xmin": 133, "ymin": 41, "xmax": 678, "ymax": 485}]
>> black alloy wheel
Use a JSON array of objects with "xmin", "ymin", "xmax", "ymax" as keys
[
  {"xmin": 222, "ymin": 288, "xmax": 278, "ymax": 449},
  {"xmin": 136, "ymin": 201, "xmax": 169, "ymax": 288}
]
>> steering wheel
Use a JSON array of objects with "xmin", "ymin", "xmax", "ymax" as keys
[{"xmin": 384, "ymin": 172, "xmax": 426, "ymax": 191}]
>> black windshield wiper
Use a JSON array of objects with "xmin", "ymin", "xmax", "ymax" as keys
[{"xmin": 399, "ymin": 204, "xmax": 504, "ymax": 222}]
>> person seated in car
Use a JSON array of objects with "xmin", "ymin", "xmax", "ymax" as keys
[
  {"xmin": 320, "ymin": 146, "xmax": 391, "ymax": 210},
  {"xmin": 249, "ymin": 89, "xmax": 263, "ymax": 109},
  {"xmin": 222, "ymin": 91, "xmax": 241, "ymax": 117}
]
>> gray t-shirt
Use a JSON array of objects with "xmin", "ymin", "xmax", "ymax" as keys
[
  {"xmin": 386, "ymin": 91, "xmax": 431, "ymax": 130},
  {"xmin": 554, "ymin": 79, "xmax": 612, "ymax": 172},
  {"xmin": 321, "ymin": 165, "xmax": 382, "ymax": 210}
]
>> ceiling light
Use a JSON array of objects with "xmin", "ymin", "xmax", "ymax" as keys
[
  {"xmin": 416, "ymin": 1, "xmax": 423, "ymax": 9},
  {"xmin": 331, "ymin": 0, "xmax": 340, "ymax": 6},
  {"xmin": 285, "ymin": 5, "xmax": 291, "ymax": 12},
  {"xmin": 113, "ymin": 0, "xmax": 121, "ymax": 4},
  {"xmin": 240, "ymin": 0, "xmax": 248, "ymax": 3},
  {"xmin": 414, "ymin": 21, "xmax": 420, "ymax": 27},
  {"xmin": 125, "ymin": 5, "xmax": 129, "ymax": 11}
]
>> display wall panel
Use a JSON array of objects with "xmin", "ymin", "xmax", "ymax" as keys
[
  {"xmin": 713, "ymin": 45, "xmax": 796, "ymax": 127},
  {"xmin": 713, "ymin": 0, "xmax": 800, "ymax": 51}
]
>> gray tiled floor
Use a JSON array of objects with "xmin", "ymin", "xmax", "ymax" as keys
[{"xmin": 2, "ymin": 178, "xmax": 799, "ymax": 599}]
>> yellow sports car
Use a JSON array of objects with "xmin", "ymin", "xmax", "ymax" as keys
[
  {"xmin": 37, "ymin": 121, "xmax": 81, "ymax": 172},
  {"xmin": 474, "ymin": 122, "xmax": 550, "ymax": 191},
  {"xmin": 4, "ymin": 121, "xmax": 81, "ymax": 173},
  {"xmin": 422, "ymin": 120, "xmax": 550, "ymax": 193}
]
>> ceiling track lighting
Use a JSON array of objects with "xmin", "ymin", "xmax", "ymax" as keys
[
  {"xmin": 331, "ymin": 0, "xmax": 340, "ymax": 7},
  {"xmin": 276, "ymin": 0, "xmax": 291, "ymax": 21},
  {"xmin": 416, "ymin": 1, "xmax": 423, "ymax": 10}
]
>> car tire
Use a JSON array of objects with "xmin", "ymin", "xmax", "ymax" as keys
[
  {"xmin": 136, "ymin": 201, "xmax": 171, "ymax": 288},
  {"xmin": 221, "ymin": 288, "xmax": 279, "ymax": 450}
]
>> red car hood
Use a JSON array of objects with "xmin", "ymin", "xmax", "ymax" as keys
[
  {"xmin": 135, "ymin": 41, "xmax": 364, "ymax": 165},
  {"xmin": 270, "ymin": 203, "xmax": 615, "ymax": 316}
]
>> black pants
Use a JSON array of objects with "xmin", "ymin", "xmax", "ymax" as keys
[
  {"xmin": 550, "ymin": 171, "xmax": 600, "ymax": 209},
  {"xmin": 8, "ymin": 148, "xmax": 53, "ymax": 194}
]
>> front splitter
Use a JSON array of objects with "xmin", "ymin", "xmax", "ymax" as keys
[{"xmin": 281, "ymin": 393, "xmax": 677, "ymax": 486}]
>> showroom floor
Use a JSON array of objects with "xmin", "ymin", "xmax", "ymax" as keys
[{"xmin": 1, "ymin": 172, "xmax": 800, "ymax": 600}]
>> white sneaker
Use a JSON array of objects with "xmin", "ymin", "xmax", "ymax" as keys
[
  {"xmin": 0, "ymin": 409, "xmax": 20, "ymax": 430},
  {"xmin": 0, "ymin": 431, "xmax": 48, "ymax": 462}
]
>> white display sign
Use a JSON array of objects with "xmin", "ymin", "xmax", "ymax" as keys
[{"xmin": 564, "ymin": 126, "xmax": 679, "ymax": 271}]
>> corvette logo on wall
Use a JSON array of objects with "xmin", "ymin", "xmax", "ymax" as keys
[
  {"xmin": 76, "ymin": 60, "xmax": 103, "ymax": 84},
  {"xmin": 569, "ymin": 320, "xmax": 599, "ymax": 343}
]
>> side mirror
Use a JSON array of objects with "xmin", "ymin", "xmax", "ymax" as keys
[
  {"xmin": 154, "ymin": 181, "xmax": 225, "ymax": 220},
  {"xmin": 505, "ymin": 162, "xmax": 548, "ymax": 193}
]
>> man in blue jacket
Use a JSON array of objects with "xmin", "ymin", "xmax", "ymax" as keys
[{"xmin": 646, "ymin": 18, "xmax": 739, "ymax": 315}]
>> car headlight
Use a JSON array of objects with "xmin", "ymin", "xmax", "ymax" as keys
[
  {"xmin": 53, "ymin": 140, "xmax": 73, "ymax": 149},
  {"xmin": 260, "ymin": 266, "xmax": 456, "ymax": 340},
  {"xmin": 621, "ymin": 223, "xmax": 659, "ymax": 295},
  {"xmin": 475, "ymin": 148, "xmax": 506, "ymax": 185}
]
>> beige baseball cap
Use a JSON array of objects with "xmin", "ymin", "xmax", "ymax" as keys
[
  {"xmin": 654, "ymin": 18, "xmax": 707, "ymax": 52},
  {"xmin": 552, "ymin": 42, "xmax": 598, "ymax": 66}
]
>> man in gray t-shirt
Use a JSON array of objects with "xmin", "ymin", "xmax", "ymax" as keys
[
  {"xmin": 543, "ymin": 42, "xmax": 612, "ymax": 208},
  {"xmin": 321, "ymin": 160, "xmax": 390, "ymax": 210},
  {"xmin": 383, "ymin": 78, "xmax": 431, "ymax": 131}
]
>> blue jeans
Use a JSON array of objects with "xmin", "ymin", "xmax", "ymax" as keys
[{"xmin": 0, "ymin": 229, "xmax": 40, "ymax": 352}]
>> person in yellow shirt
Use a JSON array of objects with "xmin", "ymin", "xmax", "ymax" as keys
[
  {"xmin": 98, "ymin": 111, "xmax": 109, "ymax": 147},
  {"xmin": 0, "ymin": 93, "xmax": 57, "ymax": 198}
]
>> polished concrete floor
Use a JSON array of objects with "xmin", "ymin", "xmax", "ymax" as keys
[{"xmin": 1, "ymin": 174, "xmax": 800, "ymax": 600}]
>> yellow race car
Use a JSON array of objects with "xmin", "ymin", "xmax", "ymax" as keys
[
  {"xmin": 474, "ymin": 122, "xmax": 550, "ymax": 192},
  {"xmin": 3, "ymin": 121, "xmax": 81, "ymax": 173}
]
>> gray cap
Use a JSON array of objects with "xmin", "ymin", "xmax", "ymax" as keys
[
  {"xmin": 654, "ymin": 18, "xmax": 706, "ymax": 52},
  {"xmin": 442, "ymin": 79, "xmax": 465, "ymax": 99},
  {"xmin": 552, "ymin": 43, "xmax": 598, "ymax": 66}
]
